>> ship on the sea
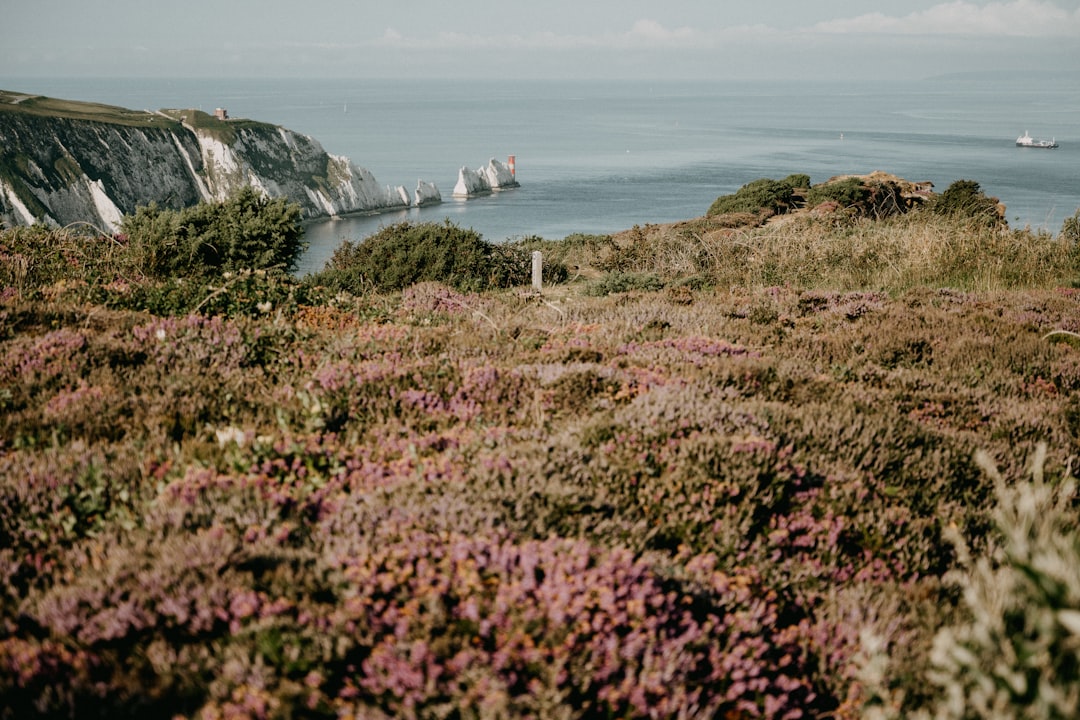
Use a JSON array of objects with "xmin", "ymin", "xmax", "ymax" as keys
[{"xmin": 1016, "ymin": 131, "xmax": 1058, "ymax": 149}]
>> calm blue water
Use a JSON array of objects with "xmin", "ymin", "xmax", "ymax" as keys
[{"xmin": 3, "ymin": 76, "xmax": 1078, "ymax": 275}]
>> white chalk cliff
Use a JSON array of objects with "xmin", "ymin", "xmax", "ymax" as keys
[
  {"xmin": 414, "ymin": 180, "xmax": 442, "ymax": 207},
  {"xmin": 452, "ymin": 158, "xmax": 520, "ymax": 198},
  {"xmin": 0, "ymin": 94, "xmax": 445, "ymax": 232}
]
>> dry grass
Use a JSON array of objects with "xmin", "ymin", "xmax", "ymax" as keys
[{"xmin": 579, "ymin": 212, "xmax": 1080, "ymax": 294}]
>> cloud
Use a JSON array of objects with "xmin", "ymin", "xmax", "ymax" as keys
[
  {"xmin": 371, "ymin": 19, "xmax": 764, "ymax": 52},
  {"xmin": 622, "ymin": 19, "xmax": 699, "ymax": 46},
  {"xmin": 812, "ymin": 0, "xmax": 1080, "ymax": 36}
]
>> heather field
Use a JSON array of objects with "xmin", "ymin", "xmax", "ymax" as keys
[{"xmin": 3, "ymin": 180, "xmax": 1080, "ymax": 718}]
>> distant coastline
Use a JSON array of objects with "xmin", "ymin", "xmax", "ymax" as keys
[{"xmin": 3, "ymin": 76, "xmax": 1076, "ymax": 247}]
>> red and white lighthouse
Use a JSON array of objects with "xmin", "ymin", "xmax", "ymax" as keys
[{"xmin": 507, "ymin": 155, "xmax": 516, "ymax": 178}]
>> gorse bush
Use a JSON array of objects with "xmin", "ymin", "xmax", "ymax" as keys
[
  {"xmin": 121, "ymin": 186, "xmax": 306, "ymax": 278},
  {"xmin": 0, "ymin": 229, "xmax": 321, "ymax": 319},
  {"xmin": 806, "ymin": 177, "xmax": 871, "ymax": 211},
  {"xmin": 313, "ymin": 219, "xmax": 545, "ymax": 293},
  {"xmin": 0, "ymin": 189, "xmax": 310, "ymax": 314},
  {"xmin": 706, "ymin": 174, "xmax": 808, "ymax": 218},
  {"xmin": 931, "ymin": 179, "xmax": 1005, "ymax": 229},
  {"xmin": 500, "ymin": 234, "xmax": 576, "ymax": 283},
  {"xmin": 584, "ymin": 271, "xmax": 665, "ymax": 296},
  {"xmin": 803, "ymin": 175, "xmax": 912, "ymax": 220}
]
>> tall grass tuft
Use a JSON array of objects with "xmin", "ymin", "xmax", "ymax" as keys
[
  {"xmin": 594, "ymin": 213, "xmax": 1079, "ymax": 292},
  {"xmin": 858, "ymin": 445, "xmax": 1080, "ymax": 719},
  {"xmin": 928, "ymin": 445, "xmax": 1080, "ymax": 719}
]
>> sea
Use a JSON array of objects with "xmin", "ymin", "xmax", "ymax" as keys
[{"xmin": 3, "ymin": 75, "xmax": 1078, "ymax": 275}]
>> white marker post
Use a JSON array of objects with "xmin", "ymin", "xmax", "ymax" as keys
[{"xmin": 531, "ymin": 251, "xmax": 543, "ymax": 292}]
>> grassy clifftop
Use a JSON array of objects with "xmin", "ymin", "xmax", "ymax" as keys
[
  {"xmin": 0, "ymin": 89, "xmax": 183, "ymax": 130},
  {"xmin": 0, "ymin": 91, "xmax": 279, "ymax": 138},
  {"xmin": 159, "ymin": 107, "xmax": 283, "ymax": 144}
]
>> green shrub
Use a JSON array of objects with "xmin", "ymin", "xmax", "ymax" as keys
[
  {"xmin": 121, "ymin": 187, "xmax": 306, "ymax": 278},
  {"xmin": 930, "ymin": 180, "xmax": 1005, "ymax": 229},
  {"xmin": 0, "ymin": 225, "xmax": 325, "ymax": 316},
  {"xmin": 707, "ymin": 175, "xmax": 807, "ymax": 218},
  {"xmin": 503, "ymin": 234, "xmax": 588, "ymax": 282},
  {"xmin": 782, "ymin": 173, "xmax": 811, "ymax": 191},
  {"xmin": 806, "ymin": 176, "xmax": 916, "ymax": 220},
  {"xmin": 313, "ymin": 220, "xmax": 534, "ymax": 293},
  {"xmin": 104, "ymin": 268, "xmax": 328, "ymax": 318},
  {"xmin": 806, "ymin": 177, "xmax": 871, "ymax": 210},
  {"xmin": 584, "ymin": 271, "xmax": 665, "ymax": 296}
]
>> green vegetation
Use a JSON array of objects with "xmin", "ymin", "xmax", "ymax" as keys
[
  {"xmin": 583, "ymin": 270, "xmax": 665, "ymax": 296},
  {"xmin": 0, "ymin": 190, "xmax": 312, "ymax": 317},
  {"xmin": 121, "ymin": 186, "xmax": 306, "ymax": 278},
  {"xmin": 931, "ymin": 179, "xmax": 1007, "ymax": 228},
  {"xmin": 312, "ymin": 219, "xmax": 567, "ymax": 294},
  {"xmin": 706, "ymin": 173, "xmax": 809, "ymax": 218},
  {"xmin": 708, "ymin": 174, "xmax": 803, "ymax": 218},
  {"xmin": 806, "ymin": 176, "xmax": 871, "ymax": 209},
  {"xmin": 2, "ymin": 176, "xmax": 1080, "ymax": 719}
]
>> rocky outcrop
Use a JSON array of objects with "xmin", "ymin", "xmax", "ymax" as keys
[
  {"xmin": 813, "ymin": 171, "xmax": 935, "ymax": 215},
  {"xmin": 414, "ymin": 179, "xmax": 441, "ymax": 207},
  {"xmin": 0, "ymin": 92, "xmax": 441, "ymax": 232},
  {"xmin": 452, "ymin": 158, "xmax": 519, "ymax": 198}
]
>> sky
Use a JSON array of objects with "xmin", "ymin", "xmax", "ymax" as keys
[{"xmin": 2, "ymin": 0, "xmax": 1079, "ymax": 81}]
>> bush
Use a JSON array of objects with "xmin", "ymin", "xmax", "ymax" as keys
[
  {"xmin": 810, "ymin": 176, "xmax": 914, "ymax": 220},
  {"xmin": 121, "ymin": 187, "xmax": 306, "ymax": 278},
  {"xmin": 782, "ymin": 173, "xmax": 811, "ymax": 191},
  {"xmin": 584, "ymin": 271, "xmax": 665, "ymax": 296},
  {"xmin": 313, "ymin": 220, "xmax": 534, "ymax": 294},
  {"xmin": 707, "ymin": 175, "xmax": 812, "ymax": 219},
  {"xmin": 109, "ymin": 268, "xmax": 329, "ymax": 318},
  {"xmin": 501, "ymin": 235, "xmax": 579, "ymax": 283},
  {"xmin": 806, "ymin": 177, "xmax": 872, "ymax": 211},
  {"xmin": 931, "ymin": 180, "xmax": 1005, "ymax": 229}
]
